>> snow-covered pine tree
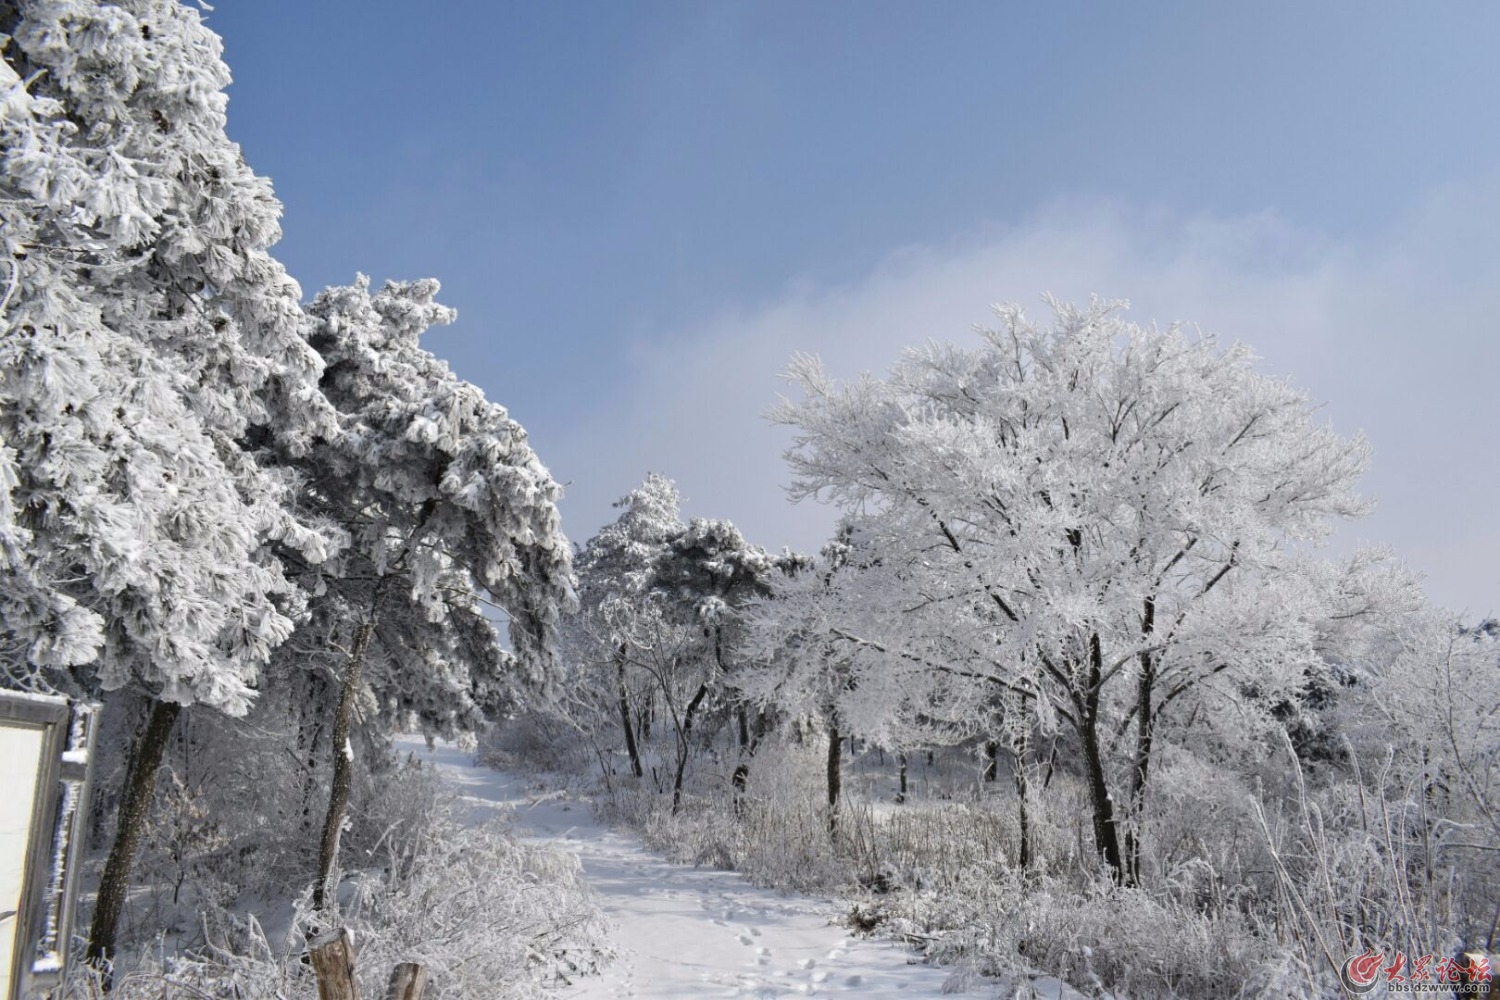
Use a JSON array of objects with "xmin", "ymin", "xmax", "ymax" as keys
[
  {"xmin": 769, "ymin": 297, "xmax": 1376, "ymax": 883},
  {"xmin": 568, "ymin": 473, "xmax": 807, "ymax": 810},
  {"xmin": 291, "ymin": 275, "xmax": 574, "ymax": 909},
  {"xmin": 569, "ymin": 473, "xmax": 689, "ymax": 779},
  {"xmin": 1, "ymin": 0, "xmax": 338, "ymax": 964},
  {"xmin": 653, "ymin": 517, "xmax": 808, "ymax": 805}
]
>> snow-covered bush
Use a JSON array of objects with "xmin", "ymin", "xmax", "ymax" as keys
[
  {"xmin": 885, "ymin": 866, "xmax": 1285, "ymax": 999},
  {"xmin": 316, "ymin": 752, "xmax": 607, "ymax": 998},
  {"xmin": 342, "ymin": 814, "xmax": 608, "ymax": 999},
  {"xmin": 599, "ymin": 735, "xmax": 862, "ymax": 892},
  {"xmin": 61, "ymin": 914, "xmax": 306, "ymax": 999},
  {"xmin": 67, "ymin": 758, "xmax": 607, "ymax": 1000}
]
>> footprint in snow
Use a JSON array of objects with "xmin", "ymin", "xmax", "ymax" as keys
[
  {"xmin": 737, "ymin": 934, "xmax": 755, "ymax": 946},
  {"xmin": 842, "ymin": 974, "xmax": 863, "ymax": 988}
]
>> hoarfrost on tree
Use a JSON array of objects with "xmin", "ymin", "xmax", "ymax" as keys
[
  {"xmin": 293, "ymin": 273, "xmax": 575, "ymax": 731},
  {"xmin": 0, "ymin": 11, "xmax": 325, "ymax": 707},
  {"xmin": 760, "ymin": 296, "xmax": 1399, "ymax": 880}
]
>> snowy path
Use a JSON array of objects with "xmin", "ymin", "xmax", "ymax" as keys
[{"xmin": 400, "ymin": 738, "xmax": 1002, "ymax": 999}]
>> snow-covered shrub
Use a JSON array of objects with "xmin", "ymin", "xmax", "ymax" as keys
[
  {"xmin": 1250, "ymin": 731, "xmax": 1487, "ymax": 993},
  {"xmin": 323, "ymin": 749, "xmax": 608, "ymax": 997},
  {"xmin": 342, "ymin": 813, "xmax": 608, "ymax": 999},
  {"xmin": 1132, "ymin": 747, "xmax": 1272, "ymax": 913},
  {"xmin": 62, "ymin": 914, "xmax": 308, "ymax": 999},
  {"xmin": 68, "ymin": 787, "xmax": 607, "ymax": 1000},
  {"xmin": 880, "ymin": 865, "xmax": 1284, "ymax": 999},
  {"xmin": 600, "ymin": 736, "xmax": 863, "ymax": 892},
  {"xmin": 342, "ymin": 748, "xmax": 455, "ymax": 885}
]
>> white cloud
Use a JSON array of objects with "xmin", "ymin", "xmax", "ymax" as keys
[{"xmin": 550, "ymin": 188, "xmax": 1500, "ymax": 617}]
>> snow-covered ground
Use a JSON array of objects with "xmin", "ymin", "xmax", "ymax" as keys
[{"xmin": 398, "ymin": 738, "xmax": 1028, "ymax": 999}]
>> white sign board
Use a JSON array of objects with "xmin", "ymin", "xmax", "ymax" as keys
[
  {"xmin": 0, "ymin": 725, "xmax": 45, "ymax": 987},
  {"xmin": 0, "ymin": 693, "xmax": 95, "ymax": 1000}
]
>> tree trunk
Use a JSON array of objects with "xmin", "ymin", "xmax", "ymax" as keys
[
  {"xmin": 731, "ymin": 762, "xmax": 750, "ymax": 817},
  {"xmin": 1125, "ymin": 596, "xmax": 1157, "ymax": 885},
  {"xmin": 896, "ymin": 752, "xmax": 908, "ymax": 804},
  {"xmin": 983, "ymin": 739, "xmax": 999, "ymax": 783},
  {"xmin": 1079, "ymin": 634, "xmax": 1126, "ymax": 883},
  {"xmin": 637, "ymin": 698, "xmax": 652, "ymax": 741},
  {"xmin": 309, "ymin": 927, "xmax": 360, "ymax": 1000},
  {"xmin": 299, "ymin": 670, "xmax": 329, "ymax": 838},
  {"xmin": 1013, "ymin": 735, "xmax": 1032, "ymax": 871},
  {"xmin": 1078, "ymin": 712, "xmax": 1124, "ymax": 882},
  {"xmin": 87, "ymin": 697, "xmax": 182, "ymax": 970},
  {"xmin": 1126, "ymin": 661, "xmax": 1155, "ymax": 884},
  {"xmin": 826, "ymin": 719, "xmax": 842, "ymax": 837},
  {"xmin": 616, "ymin": 650, "xmax": 643, "ymax": 779},
  {"xmin": 315, "ymin": 600, "xmax": 382, "ymax": 911},
  {"xmin": 671, "ymin": 683, "xmax": 709, "ymax": 814}
]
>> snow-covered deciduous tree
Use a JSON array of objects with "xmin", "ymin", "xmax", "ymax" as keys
[
  {"xmin": 767, "ymin": 297, "xmax": 1375, "ymax": 882},
  {"xmin": 737, "ymin": 525, "xmax": 874, "ymax": 833},
  {"xmin": 290, "ymin": 275, "xmax": 575, "ymax": 909},
  {"xmin": 1356, "ymin": 612, "xmax": 1500, "ymax": 943}
]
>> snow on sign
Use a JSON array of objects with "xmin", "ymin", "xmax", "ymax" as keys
[{"xmin": 0, "ymin": 693, "xmax": 96, "ymax": 1000}]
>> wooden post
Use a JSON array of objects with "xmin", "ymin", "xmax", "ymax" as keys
[
  {"xmin": 386, "ymin": 962, "xmax": 429, "ymax": 1000},
  {"xmin": 309, "ymin": 927, "xmax": 360, "ymax": 1000}
]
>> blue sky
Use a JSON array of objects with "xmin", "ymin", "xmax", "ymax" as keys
[{"xmin": 209, "ymin": 2, "xmax": 1500, "ymax": 614}]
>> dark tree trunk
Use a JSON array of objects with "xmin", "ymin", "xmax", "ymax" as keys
[
  {"xmin": 315, "ymin": 506, "xmax": 430, "ymax": 911},
  {"xmin": 671, "ymin": 683, "xmax": 709, "ymax": 814},
  {"xmin": 299, "ymin": 671, "xmax": 329, "ymax": 838},
  {"xmin": 87, "ymin": 698, "xmax": 182, "ymax": 970},
  {"xmin": 315, "ymin": 601, "xmax": 382, "ymax": 911},
  {"xmin": 616, "ymin": 650, "xmax": 643, "ymax": 779},
  {"xmin": 896, "ymin": 752, "xmax": 908, "ymax": 804},
  {"xmin": 1125, "ymin": 596, "xmax": 1157, "ymax": 884},
  {"xmin": 0, "ymin": 5, "xmax": 23, "ymax": 45},
  {"xmin": 1078, "ymin": 633, "xmax": 1126, "ymax": 883},
  {"xmin": 1015, "ymin": 764, "xmax": 1032, "ymax": 871},
  {"xmin": 1126, "ymin": 665, "xmax": 1155, "ymax": 884},
  {"xmin": 1078, "ymin": 713, "xmax": 1124, "ymax": 881},
  {"xmin": 731, "ymin": 762, "xmax": 750, "ymax": 817},
  {"xmin": 638, "ymin": 698, "xmax": 652, "ymax": 741},
  {"xmin": 983, "ymin": 739, "xmax": 999, "ymax": 783},
  {"xmin": 1013, "ymin": 734, "xmax": 1032, "ymax": 870},
  {"xmin": 825, "ymin": 719, "xmax": 842, "ymax": 837}
]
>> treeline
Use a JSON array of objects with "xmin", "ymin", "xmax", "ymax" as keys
[{"xmin": 548, "ymin": 303, "xmax": 1499, "ymax": 997}]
